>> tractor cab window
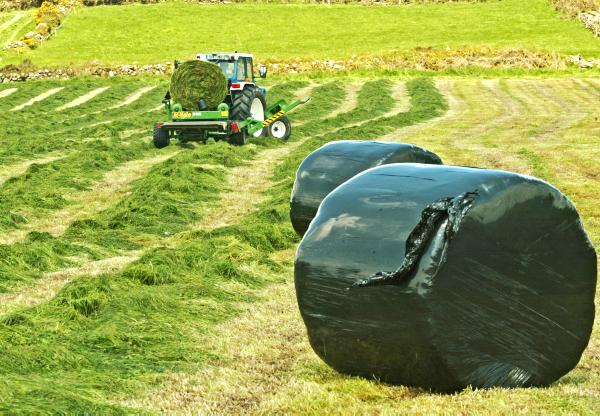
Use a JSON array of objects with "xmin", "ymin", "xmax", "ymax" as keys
[
  {"xmin": 237, "ymin": 59, "xmax": 247, "ymax": 81},
  {"xmin": 213, "ymin": 60, "xmax": 235, "ymax": 78}
]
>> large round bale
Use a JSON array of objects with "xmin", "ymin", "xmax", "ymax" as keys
[
  {"xmin": 170, "ymin": 60, "xmax": 228, "ymax": 110},
  {"xmin": 290, "ymin": 141, "xmax": 442, "ymax": 236},
  {"xmin": 295, "ymin": 163, "xmax": 596, "ymax": 392}
]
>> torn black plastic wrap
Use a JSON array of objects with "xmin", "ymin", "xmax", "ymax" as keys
[
  {"xmin": 294, "ymin": 164, "xmax": 597, "ymax": 392},
  {"xmin": 353, "ymin": 190, "xmax": 478, "ymax": 288},
  {"xmin": 290, "ymin": 141, "xmax": 442, "ymax": 236}
]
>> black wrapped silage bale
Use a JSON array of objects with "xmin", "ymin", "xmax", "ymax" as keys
[
  {"xmin": 295, "ymin": 163, "xmax": 597, "ymax": 392},
  {"xmin": 290, "ymin": 141, "xmax": 442, "ymax": 236}
]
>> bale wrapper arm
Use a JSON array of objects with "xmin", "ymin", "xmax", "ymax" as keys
[{"xmin": 243, "ymin": 96, "xmax": 310, "ymax": 136}]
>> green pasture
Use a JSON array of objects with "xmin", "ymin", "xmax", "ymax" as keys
[{"xmin": 1, "ymin": 0, "xmax": 599, "ymax": 67}]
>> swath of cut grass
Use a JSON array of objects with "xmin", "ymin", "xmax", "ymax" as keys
[
  {"xmin": 10, "ymin": 87, "xmax": 65, "ymax": 111},
  {"xmin": 325, "ymin": 80, "xmax": 362, "ymax": 119},
  {"xmin": 110, "ymin": 85, "xmax": 156, "ymax": 109},
  {"xmin": 379, "ymin": 79, "xmax": 466, "ymax": 142},
  {"xmin": 0, "ymin": 152, "xmax": 178, "ymax": 245},
  {"xmin": 0, "ymin": 155, "xmax": 64, "ymax": 186},
  {"xmin": 0, "ymin": 252, "xmax": 142, "ymax": 316},
  {"xmin": 383, "ymin": 80, "xmax": 411, "ymax": 115},
  {"xmin": 0, "ymin": 87, "xmax": 17, "ymax": 98},
  {"xmin": 295, "ymin": 79, "xmax": 395, "ymax": 138},
  {"xmin": 55, "ymin": 86, "xmax": 110, "ymax": 111},
  {"xmin": 0, "ymin": 140, "xmax": 157, "ymax": 233},
  {"xmin": 285, "ymin": 81, "xmax": 346, "ymax": 124}
]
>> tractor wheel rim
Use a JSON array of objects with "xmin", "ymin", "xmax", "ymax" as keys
[
  {"xmin": 270, "ymin": 120, "xmax": 287, "ymax": 139},
  {"xmin": 250, "ymin": 97, "xmax": 265, "ymax": 137}
]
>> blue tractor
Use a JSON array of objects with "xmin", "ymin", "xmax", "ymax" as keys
[{"xmin": 154, "ymin": 52, "xmax": 309, "ymax": 148}]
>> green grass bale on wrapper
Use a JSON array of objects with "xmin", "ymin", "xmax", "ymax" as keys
[{"xmin": 170, "ymin": 60, "xmax": 228, "ymax": 110}]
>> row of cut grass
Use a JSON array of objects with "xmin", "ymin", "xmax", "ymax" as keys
[
  {"xmin": 298, "ymin": 79, "xmax": 395, "ymax": 137},
  {"xmin": 0, "ymin": 140, "xmax": 157, "ymax": 231},
  {"xmin": 0, "ymin": 77, "xmax": 166, "ymax": 162},
  {"xmin": 290, "ymin": 81, "xmax": 346, "ymax": 123}
]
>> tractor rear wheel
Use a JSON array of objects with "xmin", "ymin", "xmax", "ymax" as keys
[
  {"xmin": 231, "ymin": 87, "xmax": 266, "ymax": 139},
  {"xmin": 153, "ymin": 123, "xmax": 169, "ymax": 148},
  {"xmin": 269, "ymin": 116, "xmax": 292, "ymax": 141}
]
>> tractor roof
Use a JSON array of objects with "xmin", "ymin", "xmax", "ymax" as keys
[{"xmin": 197, "ymin": 52, "xmax": 253, "ymax": 61}]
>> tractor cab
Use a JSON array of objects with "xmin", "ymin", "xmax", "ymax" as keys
[{"xmin": 196, "ymin": 52, "xmax": 268, "ymax": 95}]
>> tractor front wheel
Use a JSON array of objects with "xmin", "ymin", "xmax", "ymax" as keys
[
  {"xmin": 153, "ymin": 123, "xmax": 170, "ymax": 148},
  {"xmin": 269, "ymin": 116, "xmax": 292, "ymax": 141}
]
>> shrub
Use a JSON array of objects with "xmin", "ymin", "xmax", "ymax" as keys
[
  {"xmin": 35, "ymin": 1, "xmax": 62, "ymax": 27},
  {"xmin": 10, "ymin": 0, "xmax": 81, "ymax": 50}
]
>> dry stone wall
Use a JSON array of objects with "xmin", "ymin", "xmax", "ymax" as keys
[
  {"xmin": 1, "ymin": 50, "xmax": 599, "ymax": 84},
  {"xmin": 579, "ymin": 11, "xmax": 600, "ymax": 36}
]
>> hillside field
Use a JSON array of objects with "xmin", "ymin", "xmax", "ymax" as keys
[
  {"xmin": 0, "ymin": 0, "xmax": 599, "ymax": 67},
  {"xmin": 0, "ymin": 75, "xmax": 597, "ymax": 413}
]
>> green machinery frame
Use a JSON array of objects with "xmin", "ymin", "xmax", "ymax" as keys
[{"xmin": 159, "ymin": 96, "xmax": 310, "ymax": 138}]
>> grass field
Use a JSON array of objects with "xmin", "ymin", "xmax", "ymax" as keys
[
  {"xmin": 0, "ymin": 0, "xmax": 598, "ymax": 412},
  {"xmin": 1, "ymin": 0, "xmax": 599, "ymax": 67},
  {"xmin": 0, "ymin": 74, "xmax": 597, "ymax": 413}
]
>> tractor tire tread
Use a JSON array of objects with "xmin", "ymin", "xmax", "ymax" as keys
[{"xmin": 230, "ymin": 86, "xmax": 266, "ymax": 139}]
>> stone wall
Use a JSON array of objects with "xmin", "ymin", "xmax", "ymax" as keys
[
  {"xmin": 1, "ymin": 50, "xmax": 599, "ymax": 83},
  {"xmin": 579, "ymin": 11, "xmax": 600, "ymax": 36}
]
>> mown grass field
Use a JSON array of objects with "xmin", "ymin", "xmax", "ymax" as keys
[
  {"xmin": 0, "ymin": 0, "xmax": 598, "ymax": 413},
  {"xmin": 1, "ymin": 0, "xmax": 599, "ymax": 67},
  {"xmin": 0, "ymin": 74, "xmax": 598, "ymax": 414}
]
